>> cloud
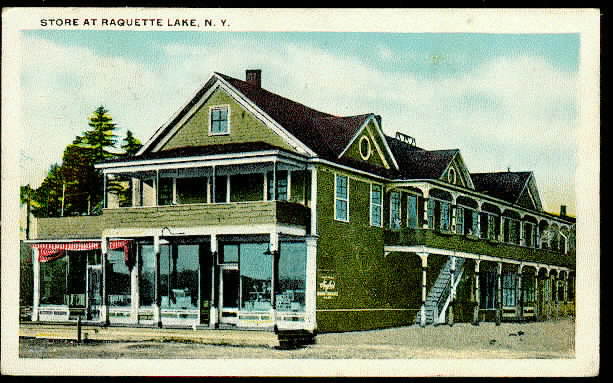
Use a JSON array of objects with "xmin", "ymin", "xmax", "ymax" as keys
[{"xmin": 19, "ymin": 35, "xmax": 577, "ymax": 214}]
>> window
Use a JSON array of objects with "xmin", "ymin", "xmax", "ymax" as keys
[
  {"xmin": 407, "ymin": 195, "xmax": 419, "ymax": 229},
  {"xmin": 427, "ymin": 199, "xmax": 435, "ymax": 229},
  {"xmin": 390, "ymin": 191, "xmax": 401, "ymax": 229},
  {"xmin": 210, "ymin": 106, "xmax": 229, "ymax": 135},
  {"xmin": 277, "ymin": 242, "xmax": 307, "ymax": 313},
  {"xmin": 440, "ymin": 201, "xmax": 450, "ymax": 231},
  {"xmin": 334, "ymin": 175, "xmax": 349, "ymax": 222},
  {"xmin": 447, "ymin": 167, "xmax": 457, "ymax": 184},
  {"xmin": 456, "ymin": 206, "xmax": 464, "ymax": 234},
  {"xmin": 370, "ymin": 184, "xmax": 383, "ymax": 227},
  {"xmin": 503, "ymin": 218, "xmax": 520, "ymax": 244},
  {"xmin": 160, "ymin": 245, "xmax": 199, "ymax": 310},
  {"xmin": 487, "ymin": 214, "xmax": 497, "ymax": 240},
  {"xmin": 522, "ymin": 273, "xmax": 535, "ymax": 303},
  {"xmin": 471, "ymin": 210, "xmax": 479, "ymax": 236},
  {"xmin": 502, "ymin": 272, "xmax": 517, "ymax": 306},
  {"xmin": 267, "ymin": 171, "xmax": 288, "ymax": 201},
  {"xmin": 239, "ymin": 243, "xmax": 271, "ymax": 312},
  {"xmin": 359, "ymin": 136, "xmax": 372, "ymax": 160},
  {"xmin": 139, "ymin": 245, "xmax": 156, "ymax": 307}
]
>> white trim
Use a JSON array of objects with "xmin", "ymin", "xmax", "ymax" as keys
[
  {"xmin": 97, "ymin": 150, "xmax": 307, "ymax": 170},
  {"xmin": 309, "ymin": 158, "xmax": 388, "ymax": 181},
  {"xmin": 102, "ymin": 223, "xmax": 307, "ymax": 239},
  {"xmin": 208, "ymin": 104, "xmax": 231, "ymax": 136},
  {"xmin": 369, "ymin": 183, "xmax": 383, "ymax": 228},
  {"xmin": 334, "ymin": 173, "xmax": 350, "ymax": 223},
  {"xmin": 337, "ymin": 114, "xmax": 399, "ymax": 170}
]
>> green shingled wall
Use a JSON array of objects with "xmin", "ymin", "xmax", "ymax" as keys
[{"xmin": 160, "ymin": 88, "xmax": 294, "ymax": 152}]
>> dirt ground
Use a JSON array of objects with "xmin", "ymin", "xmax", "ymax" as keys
[{"xmin": 19, "ymin": 318, "xmax": 574, "ymax": 359}]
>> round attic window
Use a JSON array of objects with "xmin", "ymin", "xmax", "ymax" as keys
[
  {"xmin": 448, "ymin": 167, "xmax": 457, "ymax": 184},
  {"xmin": 359, "ymin": 136, "xmax": 372, "ymax": 160}
]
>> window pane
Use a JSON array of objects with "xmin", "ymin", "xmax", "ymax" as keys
[
  {"xmin": 221, "ymin": 244, "xmax": 239, "ymax": 263},
  {"xmin": 240, "ymin": 243, "xmax": 271, "ymax": 312},
  {"xmin": 108, "ymin": 249, "xmax": 131, "ymax": 307},
  {"xmin": 40, "ymin": 256, "xmax": 67, "ymax": 305},
  {"xmin": 335, "ymin": 175, "xmax": 347, "ymax": 199},
  {"xmin": 335, "ymin": 199, "xmax": 347, "ymax": 221},
  {"xmin": 139, "ymin": 245, "xmax": 155, "ymax": 307},
  {"xmin": 67, "ymin": 252, "xmax": 87, "ymax": 307},
  {"xmin": 267, "ymin": 171, "xmax": 288, "ymax": 201},
  {"xmin": 440, "ymin": 202, "xmax": 450, "ymax": 231},
  {"xmin": 390, "ymin": 192, "xmax": 401, "ymax": 229},
  {"xmin": 456, "ymin": 207, "xmax": 464, "ymax": 234},
  {"xmin": 371, "ymin": 185, "xmax": 382, "ymax": 227},
  {"xmin": 427, "ymin": 199, "xmax": 435, "ymax": 229},
  {"xmin": 502, "ymin": 273, "xmax": 516, "ymax": 306},
  {"xmin": 277, "ymin": 242, "xmax": 306, "ymax": 312},
  {"xmin": 161, "ymin": 245, "xmax": 199, "ymax": 310}
]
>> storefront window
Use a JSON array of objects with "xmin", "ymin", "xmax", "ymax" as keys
[
  {"xmin": 40, "ymin": 256, "xmax": 67, "ymax": 305},
  {"xmin": 139, "ymin": 245, "xmax": 155, "ymax": 307},
  {"xmin": 108, "ymin": 249, "xmax": 131, "ymax": 307},
  {"xmin": 277, "ymin": 242, "xmax": 306, "ymax": 312},
  {"xmin": 161, "ymin": 244, "xmax": 199, "ymax": 310},
  {"xmin": 240, "ymin": 243, "xmax": 271, "ymax": 312}
]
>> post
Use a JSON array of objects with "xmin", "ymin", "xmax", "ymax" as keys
[
  {"xmin": 130, "ymin": 244, "xmax": 140, "ymax": 323},
  {"xmin": 518, "ymin": 265, "xmax": 524, "ymax": 321},
  {"xmin": 209, "ymin": 234, "xmax": 218, "ymax": 329},
  {"xmin": 448, "ymin": 256, "xmax": 456, "ymax": 326},
  {"xmin": 534, "ymin": 269, "xmax": 540, "ymax": 321},
  {"xmin": 100, "ymin": 238, "xmax": 109, "ymax": 325},
  {"xmin": 496, "ymin": 262, "xmax": 502, "ymax": 326},
  {"xmin": 417, "ymin": 252, "xmax": 429, "ymax": 327},
  {"xmin": 32, "ymin": 248, "xmax": 40, "ymax": 322},
  {"xmin": 309, "ymin": 166, "xmax": 318, "ymax": 236},
  {"xmin": 153, "ymin": 235, "xmax": 162, "ymax": 327},
  {"xmin": 272, "ymin": 161, "xmax": 277, "ymax": 201},
  {"xmin": 77, "ymin": 315, "xmax": 82, "ymax": 343},
  {"xmin": 472, "ymin": 260, "xmax": 481, "ymax": 325},
  {"xmin": 211, "ymin": 166, "xmax": 216, "ymax": 203},
  {"xmin": 305, "ymin": 236, "xmax": 318, "ymax": 332},
  {"xmin": 270, "ymin": 232, "xmax": 280, "ymax": 332},
  {"xmin": 422, "ymin": 198, "xmax": 429, "ymax": 229}
]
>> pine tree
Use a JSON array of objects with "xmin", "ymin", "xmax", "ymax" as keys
[
  {"xmin": 121, "ymin": 130, "xmax": 143, "ymax": 157},
  {"xmin": 81, "ymin": 106, "xmax": 119, "ymax": 163}
]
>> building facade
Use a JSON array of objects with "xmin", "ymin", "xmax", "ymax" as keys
[{"xmin": 26, "ymin": 70, "xmax": 576, "ymax": 333}]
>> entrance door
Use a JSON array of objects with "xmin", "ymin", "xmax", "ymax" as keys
[
  {"xmin": 219, "ymin": 266, "xmax": 239, "ymax": 325},
  {"xmin": 86, "ymin": 265, "xmax": 102, "ymax": 320}
]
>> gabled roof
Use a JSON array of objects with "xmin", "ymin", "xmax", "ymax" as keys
[
  {"xmin": 470, "ymin": 171, "xmax": 532, "ymax": 204},
  {"xmin": 385, "ymin": 136, "xmax": 458, "ymax": 179}
]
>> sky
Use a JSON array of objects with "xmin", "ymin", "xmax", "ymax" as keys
[{"xmin": 18, "ymin": 31, "xmax": 579, "ymax": 215}]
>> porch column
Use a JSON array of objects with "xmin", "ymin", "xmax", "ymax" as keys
[
  {"xmin": 544, "ymin": 271, "xmax": 551, "ymax": 320},
  {"xmin": 130, "ymin": 244, "xmax": 140, "ymax": 322},
  {"xmin": 534, "ymin": 269, "xmax": 540, "ymax": 321},
  {"xmin": 476, "ymin": 202, "xmax": 483, "ymax": 237},
  {"xmin": 270, "ymin": 232, "xmax": 280, "ymax": 332},
  {"xmin": 519, "ymin": 218, "xmax": 525, "ymax": 246},
  {"xmin": 32, "ymin": 248, "xmax": 40, "ymax": 322},
  {"xmin": 517, "ymin": 264, "xmax": 524, "ymax": 321},
  {"xmin": 153, "ymin": 235, "xmax": 162, "ymax": 327},
  {"xmin": 472, "ymin": 260, "xmax": 481, "ymax": 326},
  {"xmin": 496, "ymin": 262, "xmax": 502, "ymax": 326},
  {"xmin": 447, "ymin": 256, "xmax": 456, "ymax": 326},
  {"xmin": 417, "ymin": 252, "xmax": 429, "ymax": 327},
  {"xmin": 563, "ymin": 273, "xmax": 569, "ymax": 304},
  {"xmin": 209, "ymin": 234, "xmax": 218, "ymax": 329},
  {"xmin": 100, "ymin": 237, "xmax": 109, "ymax": 325},
  {"xmin": 554, "ymin": 272, "xmax": 560, "ymax": 319},
  {"xmin": 309, "ymin": 166, "xmax": 318, "ymax": 236},
  {"xmin": 305, "ymin": 236, "xmax": 318, "ymax": 332}
]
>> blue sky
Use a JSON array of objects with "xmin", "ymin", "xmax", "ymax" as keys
[{"xmin": 19, "ymin": 30, "xmax": 579, "ymax": 214}]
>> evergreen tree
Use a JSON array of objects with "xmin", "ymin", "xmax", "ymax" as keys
[
  {"xmin": 121, "ymin": 130, "xmax": 143, "ymax": 157},
  {"xmin": 80, "ymin": 106, "xmax": 119, "ymax": 163}
]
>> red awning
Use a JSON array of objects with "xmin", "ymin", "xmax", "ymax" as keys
[{"xmin": 30, "ymin": 240, "xmax": 133, "ymax": 263}]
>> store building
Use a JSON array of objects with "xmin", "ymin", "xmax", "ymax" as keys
[{"xmin": 26, "ymin": 69, "xmax": 575, "ymax": 333}]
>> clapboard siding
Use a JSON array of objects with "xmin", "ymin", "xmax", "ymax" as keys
[{"xmin": 36, "ymin": 201, "xmax": 308, "ymax": 239}]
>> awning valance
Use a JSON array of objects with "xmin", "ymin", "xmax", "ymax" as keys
[{"xmin": 30, "ymin": 240, "xmax": 133, "ymax": 263}]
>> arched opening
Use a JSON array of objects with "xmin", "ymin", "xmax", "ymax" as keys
[
  {"xmin": 426, "ymin": 188, "xmax": 454, "ymax": 232},
  {"xmin": 479, "ymin": 203, "xmax": 502, "ymax": 240},
  {"xmin": 455, "ymin": 196, "xmax": 480, "ymax": 236},
  {"xmin": 501, "ymin": 209, "xmax": 521, "ymax": 245}
]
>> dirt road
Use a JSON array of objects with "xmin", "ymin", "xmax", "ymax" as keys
[{"xmin": 20, "ymin": 318, "xmax": 574, "ymax": 359}]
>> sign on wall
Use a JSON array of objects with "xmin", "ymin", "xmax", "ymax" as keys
[{"xmin": 317, "ymin": 272, "xmax": 338, "ymax": 299}]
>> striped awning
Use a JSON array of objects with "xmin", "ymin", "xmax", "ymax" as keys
[{"xmin": 30, "ymin": 240, "xmax": 132, "ymax": 263}]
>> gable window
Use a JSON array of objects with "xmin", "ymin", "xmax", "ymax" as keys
[
  {"xmin": 407, "ymin": 195, "xmax": 419, "ymax": 229},
  {"xmin": 390, "ymin": 191, "xmax": 401, "ymax": 229},
  {"xmin": 359, "ymin": 136, "xmax": 372, "ymax": 160},
  {"xmin": 210, "ymin": 106, "xmax": 229, "ymax": 135},
  {"xmin": 334, "ymin": 174, "xmax": 349, "ymax": 222},
  {"xmin": 447, "ymin": 167, "xmax": 457, "ymax": 184},
  {"xmin": 370, "ymin": 184, "xmax": 383, "ymax": 227}
]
